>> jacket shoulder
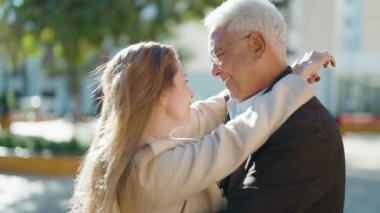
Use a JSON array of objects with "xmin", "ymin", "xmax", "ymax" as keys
[{"xmin": 283, "ymin": 97, "xmax": 339, "ymax": 131}]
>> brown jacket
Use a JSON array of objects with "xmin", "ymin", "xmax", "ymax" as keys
[{"xmin": 220, "ymin": 74, "xmax": 345, "ymax": 213}]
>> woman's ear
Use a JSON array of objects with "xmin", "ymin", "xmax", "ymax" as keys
[
  {"xmin": 248, "ymin": 32, "xmax": 266, "ymax": 59},
  {"xmin": 159, "ymin": 90, "xmax": 169, "ymax": 107}
]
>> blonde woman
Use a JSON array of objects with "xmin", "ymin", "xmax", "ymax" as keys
[{"xmin": 70, "ymin": 41, "xmax": 335, "ymax": 213}]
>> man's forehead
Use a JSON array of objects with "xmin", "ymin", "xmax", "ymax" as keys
[{"xmin": 208, "ymin": 26, "xmax": 230, "ymax": 51}]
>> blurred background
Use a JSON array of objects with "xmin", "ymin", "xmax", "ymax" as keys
[{"xmin": 0, "ymin": 0, "xmax": 379, "ymax": 212}]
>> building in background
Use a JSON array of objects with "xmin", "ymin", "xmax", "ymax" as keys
[
  {"xmin": 288, "ymin": 0, "xmax": 380, "ymax": 115},
  {"xmin": 0, "ymin": 54, "xmax": 96, "ymax": 119}
]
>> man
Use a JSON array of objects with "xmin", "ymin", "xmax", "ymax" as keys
[{"xmin": 204, "ymin": 0, "xmax": 345, "ymax": 212}]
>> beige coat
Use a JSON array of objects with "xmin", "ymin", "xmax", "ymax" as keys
[{"xmin": 133, "ymin": 75, "xmax": 314, "ymax": 213}]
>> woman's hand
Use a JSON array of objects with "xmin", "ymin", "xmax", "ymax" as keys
[{"xmin": 291, "ymin": 51, "xmax": 336, "ymax": 84}]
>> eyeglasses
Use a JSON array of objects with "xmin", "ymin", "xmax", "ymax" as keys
[{"xmin": 210, "ymin": 33, "xmax": 251, "ymax": 66}]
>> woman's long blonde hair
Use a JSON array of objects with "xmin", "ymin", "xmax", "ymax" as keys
[{"xmin": 70, "ymin": 42, "xmax": 178, "ymax": 212}]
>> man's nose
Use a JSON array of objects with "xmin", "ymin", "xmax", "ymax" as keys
[{"xmin": 210, "ymin": 63, "xmax": 221, "ymax": 76}]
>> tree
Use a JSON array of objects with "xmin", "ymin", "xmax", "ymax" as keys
[
  {"xmin": 0, "ymin": 0, "xmax": 40, "ymax": 128},
  {"xmin": 0, "ymin": 0, "xmax": 290, "ymax": 120},
  {"xmin": 0, "ymin": 0, "xmax": 39, "ymax": 92}
]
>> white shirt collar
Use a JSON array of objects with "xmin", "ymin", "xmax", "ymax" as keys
[{"xmin": 227, "ymin": 88, "xmax": 267, "ymax": 119}]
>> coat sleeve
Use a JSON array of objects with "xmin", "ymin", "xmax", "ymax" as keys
[
  {"xmin": 137, "ymin": 75, "xmax": 314, "ymax": 206},
  {"xmin": 170, "ymin": 90, "xmax": 228, "ymax": 140}
]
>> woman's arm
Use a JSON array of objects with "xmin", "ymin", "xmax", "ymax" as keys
[
  {"xmin": 170, "ymin": 90, "xmax": 228, "ymax": 139},
  {"xmin": 137, "ymin": 74, "xmax": 314, "ymax": 206}
]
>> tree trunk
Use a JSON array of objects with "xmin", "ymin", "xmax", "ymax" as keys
[
  {"xmin": 0, "ymin": 113, "xmax": 11, "ymax": 132},
  {"xmin": 0, "ymin": 71, "xmax": 12, "ymax": 132},
  {"xmin": 67, "ymin": 66, "xmax": 82, "ymax": 122}
]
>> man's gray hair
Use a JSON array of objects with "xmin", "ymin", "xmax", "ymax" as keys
[{"xmin": 204, "ymin": 0, "xmax": 287, "ymax": 58}]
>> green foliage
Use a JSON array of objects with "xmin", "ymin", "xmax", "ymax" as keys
[
  {"xmin": 0, "ymin": 0, "xmax": 225, "ymax": 74},
  {"xmin": 0, "ymin": 132, "xmax": 89, "ymax": 156},
  {"xmin": 0, "ymin": 1, "xmax": 39, "ymax": 70}
]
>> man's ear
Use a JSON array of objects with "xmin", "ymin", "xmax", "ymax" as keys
[{"xmin": 248, "ymin": 32, "xmax": 265, "ymax": 59}]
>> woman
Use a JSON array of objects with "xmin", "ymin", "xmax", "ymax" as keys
[{"xmin": 70, "ymin": 41, "xmax": 335, "ymax": 213}]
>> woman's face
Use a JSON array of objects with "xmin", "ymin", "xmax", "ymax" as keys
[{"xmin": 163, "ymin": 60, "xmax": 194, "ymax": 126}]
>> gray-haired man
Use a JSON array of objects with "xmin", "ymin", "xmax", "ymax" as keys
[{"xmin": 204, "ymin": 0, "xmax": 345, "ymax": 212}]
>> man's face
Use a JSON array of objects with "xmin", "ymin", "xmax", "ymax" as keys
[{"xmin": 208, "ymin": 26, "xmax": 260, "ymax": 101}]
